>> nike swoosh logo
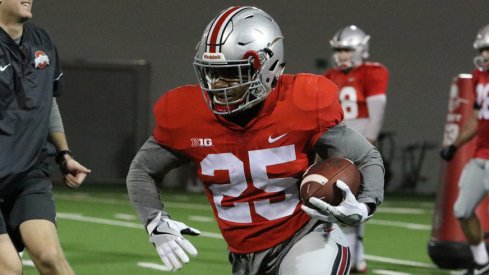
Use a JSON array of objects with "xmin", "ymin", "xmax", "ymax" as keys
[
  {"xmin": 0, "ymin": 64, "xmax": 11, "ymax": 71},
  {"xmin": 268, "ymin": 133, "xmax": 287, "ymax": 143}
]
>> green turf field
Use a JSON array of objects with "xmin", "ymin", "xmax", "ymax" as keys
[{"xmin": 21, "ymin": 185, "xmax": 465, "ymax": 275}]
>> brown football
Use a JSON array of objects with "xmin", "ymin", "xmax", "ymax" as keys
[{"xmin": 300, "ymin": 157, "xmax": 361, "ymax": 206}]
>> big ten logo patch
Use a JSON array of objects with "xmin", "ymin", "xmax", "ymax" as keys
[{"xmin": 191, "ymin": 138, "xmax": 213, "ymax": 147}]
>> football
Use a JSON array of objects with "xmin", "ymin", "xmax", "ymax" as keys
[{"xmin": 300, "ymin": 157, "xmax": 361, "ymax": 206}]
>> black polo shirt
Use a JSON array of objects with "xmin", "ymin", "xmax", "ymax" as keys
[{"xmin": 0, "ymin": 22, "xmax": 63, "ymax": 180}]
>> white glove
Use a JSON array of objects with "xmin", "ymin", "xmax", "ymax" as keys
[
  {"xmin": 146, "ymin": 212, "xmax": 201, "ymax": 271},
  {"xmin": 301, "ymin": 180, "xmax": 370, "ymax": 226}
]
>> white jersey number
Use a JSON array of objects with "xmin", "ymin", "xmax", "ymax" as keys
[
  {"xmin": 476, "ymin": 83, "xmax": 489, "ymax": 119},
  {"xmin": 201, "ymin": 145, "xmax": 300, "ymax": 223},
  {"xmin": 339, "ymin": 86, "xmax": 359, "ymax": 119}
]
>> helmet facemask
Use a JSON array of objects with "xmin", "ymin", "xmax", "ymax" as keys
[
  {"xmin": 474, "ymin": 48, "xmax": 489, "ymax": 71},
  {"xmin": 194, "ymin": 50, "xmax": 272, "ymax": 115},
  {"xmin": 331, "ymin": 48, "xmax": 356, "ymax": 70}
]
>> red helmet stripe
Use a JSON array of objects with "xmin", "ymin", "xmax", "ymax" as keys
[{"xmin": 207, "ymin": 6, "xmax": 244, "ymax": 53}]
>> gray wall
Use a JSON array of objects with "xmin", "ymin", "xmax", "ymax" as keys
[{"xmin": 32, "ymin": 1, "xmax": 489, "ymax": 192}]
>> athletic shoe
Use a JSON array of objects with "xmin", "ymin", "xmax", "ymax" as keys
[
  {"xmin": 465, "ymin": 261, "xmax": 489, "ymax": 275},
  {"xmin": 350, "ymin": 260, "xmax": 367, "ymax": 274}
]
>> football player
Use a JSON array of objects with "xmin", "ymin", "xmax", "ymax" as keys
[
  {"xmin": 440, "ymin": 24, "xmax": 489, "ymax": 275},
  {"xmin": 126, "ymin": 7, "xmax": 384, "ymax": 275},
  {"xmin": 324, "ymin": 25, "xmax": 389, "ymax": 273}
]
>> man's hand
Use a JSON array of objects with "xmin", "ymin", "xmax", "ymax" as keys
[
  {"xmin": 301, "ymin": 180, "xmax": 370, "ymax": 226},
  {"xmin": 147, "ymin": 212, "xmax": 200, "ymax": 271},
  {"xmin": 439, "ymin": 145, "xmax": 457, "ymax": 161},
  {"xmin": 61, "ymin": 158, "xmax": 91, "ymax": 189}
]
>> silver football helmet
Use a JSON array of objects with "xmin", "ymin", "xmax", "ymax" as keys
[
  {"xmin": 194, "ymin": 6, "xmax": 285, "ymax": 115},
  {"xmin": 330, "ymin": 25, "xmax": 370, "ymax": 69},
  {"xmin": 473, "ymin": 24, "xmax": 489, "ymax": 71}
]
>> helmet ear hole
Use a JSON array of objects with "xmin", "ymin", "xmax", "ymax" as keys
[{"xmin": 271, "ymin": 78, "xmax": 278, "ymax": 88}]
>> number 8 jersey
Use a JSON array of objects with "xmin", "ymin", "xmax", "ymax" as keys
[
  {"xmin": 153, "ymin": 73, "xmax": 343, "ymax": 253},
  {"xmin": 324, "ymin": 62, "xmax": 389, "ymax": 121}
]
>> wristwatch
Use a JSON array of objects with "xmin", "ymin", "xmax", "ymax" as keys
[{"xmin": 55, "ymin": 150, "xmax": 73, "ymax": 165}]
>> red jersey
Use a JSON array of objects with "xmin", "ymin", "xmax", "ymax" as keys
[
  {"xmin": 152, "ymin": 74, "xmax": 343, "ymax": 253},
  {"xmin": 324, "ymin": 62, "xmax": 389, "ymax": 120},
  {"xmin": 472, "ymin": 69, "xmax": 489, "ymax": 159}
]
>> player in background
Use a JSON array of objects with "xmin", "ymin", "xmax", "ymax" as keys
[
  {"xmin": 127, "ymin": 6, "xmax": 384, "ymax": 275},
  {"xmin": 440, "ymin": 24, "xmax": 489, "ymax": 275},
  {"xmin": 324, "ymin": 25, "xmax": 389, "ymax": 273}
]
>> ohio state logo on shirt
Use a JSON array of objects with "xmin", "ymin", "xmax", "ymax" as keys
[{"xmin": 34, "ymin": 51, "xmax": 49, "ymax": 69}]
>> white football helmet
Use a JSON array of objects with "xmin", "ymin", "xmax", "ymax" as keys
[
  {"xmin": 330, "ymin": 25, "xmax": 370, "ymax": 69},
  {"xmin": 193, "ymin": 6, "xmax": 285, "ymax": 115},
  {"xmin": 473, "ymin": 24, "xmax": 489, "ymax": 71}
]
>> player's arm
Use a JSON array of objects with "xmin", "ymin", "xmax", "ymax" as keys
[
  {"xmin": 303, "ymin": 123, "xmax": 384, "ymax": 226},
  {"xmin": 454, "ymin": 109, "xmax": 479, "ymax": 147},
  {"xmin": 49, "ymin": 98, "xmax": 91, "ymax": 188},
  {"xmin": 126, "ymin": 136, "xmax": 200, "ymax": 271},
  {"xmin": 126, "ymin": 136, "xmax": 189, "ymax": 222},
  {"xmin": 364, "ymin": 94, "xmax": 387, "ymax": 143},
  {"xmin": 440, "ymin": 109, "xmax": 479, "ymax": 161},
  {"xmin": 364, "ymin": 65, "xmax": 389, "ymax": 143},
  {"xmin": 314, "ymin": 123, "xmax": 384, "ymax": 210}
]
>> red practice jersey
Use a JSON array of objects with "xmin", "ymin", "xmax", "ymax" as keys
[
  {"xmin": 153, "ymin": 74, "xmax": 343, "ymax": 253},
  {"xmin": 472, "ymin": 69, "xmax": 489, "ymax": 159},
  {"xmin": 324, "ymin": 62, "xmax": 389, "ymax": 120}
]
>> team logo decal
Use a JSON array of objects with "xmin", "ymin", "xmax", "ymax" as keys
[
  {"xmin": 203, "ymin": 52, "xmax": 225, "ymax": 61},
  {"xmin": 34, "ymin": 51, "xmax": 50, "ymax": 69}
]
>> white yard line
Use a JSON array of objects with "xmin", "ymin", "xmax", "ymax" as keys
[
  {"xmin": 114, "ymin": 213, "xmax": 137, "ymax": 220},
  {"xmin": 365, "ymin": 255, "xmax": 436, "ymax": 268},
  {"xmin": 137, "ymin": 262, "xmax": 171, "ymax": 272},
  {"xmin": 373, "ymin": 269, "xmax": 411, "ymax": 275},
  {"xmin": 189, "ymin": 215, "xmax": 215, "ymax": 222},
  {"xmin": 368, "ymin": 219, "xmax": 431, "ymax": 230},
  {"xmin": 22, "ymin": 259, "xmax": 35, "ymax": 267},
  {"xmin": 376, "ymin": 207, "xmax": 429, "ymax": 214},
  {"xmin": 57, "ymin": 212, "xmax": 143, "ymax": 229},
  {"xmin": 57, "ymin": 212, "xmax": 223, "ymax": 239}
]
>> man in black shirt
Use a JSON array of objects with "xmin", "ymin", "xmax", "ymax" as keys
[{"xmin": 0, "ymin": 1, "xmax": 90, "ymax": 274}]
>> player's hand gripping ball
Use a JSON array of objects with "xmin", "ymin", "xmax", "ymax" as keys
[{"xmin": 300, "ymin": 157, "xmax": 361, "ymax": 206}]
